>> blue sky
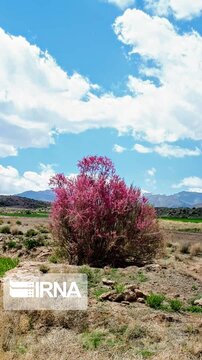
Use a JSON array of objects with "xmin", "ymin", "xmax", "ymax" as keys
[{"xmin": 0, "ymin": 0, "xmax": 202, "ymax": 194}]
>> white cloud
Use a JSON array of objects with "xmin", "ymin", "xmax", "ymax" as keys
[
  {"xmin": 147, "ymin": 167, "xmax": 156, "ymax": 176},
  {"xmin": 173, "ymin": 176, "xmax": 202, "ymax": 193},
  {"xmin": 114, "ymin": 9, "xmax": 202, "ymax": 143},
  {"xmin": 133, "ymin": 144, "xmax": 152, "ymax": 153},
  {"xmin": 106, "ymin": 0, "xmax": 135, "ymax": 10},
  {"xmin": 134, "ymin": 143, "xmax": 201, "ymax": 157},
  {"xmin": 0, "ymin": 144, "xmax": 17, "ymax": 157},
  {"xmin": 145, "ymin": 0, "xmax": 202, "ymax": 20},
  {"xmin": 154, "ymin": 144, "xmax": 201, "ymax": 157},
  {"xmin": 113, "ymin": 144, "xmax": 126, "ymax": 153},
  {"xmin": 0, "ymin": 163, "xmax": 54, "ymax": 194},
  {"xmin": 1, "ymin": 16, "xmax": 202, "ymax": 157}
]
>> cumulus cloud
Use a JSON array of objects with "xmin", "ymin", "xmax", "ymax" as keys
[
  {"xmin": 1, "ymin": 14, "xmax": 202, "ymax": 157},
  {"xmin": 145, "ymin": 0, "xmax": 202, "ymax": 20},
  {"xmin": 0, "ymin": 163, "xmax": 54, "ymax": 194},
  {"xmin": 114, "ymin": 9, "xmax": 202, "ymax": 143},
  {"xmin": 113, "ymin": 144, "xmax": 126, "ymax": 153},
  {"xmin": 133, "ymin": 143, "xmax": 201, "ymax": 157},
  {"xmin": 106, "ymin": 0, "xmax": 135, "ymax": 10},
  {"xmin": 173, "ymin": 176, "xmax": 202, "ymax": 192}
]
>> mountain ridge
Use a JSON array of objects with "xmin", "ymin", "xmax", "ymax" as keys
[{"xmin": 16, "ymin": 190, "xmax": 202, "ymax": 208}]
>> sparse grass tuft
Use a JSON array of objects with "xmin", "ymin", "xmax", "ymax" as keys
[
  {"xmin": 24, "ymin": 237, "xmax": 44, "ymax": 250},
  {"xmin": 0, "ymin": 225, "xmax": 11, "ymax": 234},
  {"xmin": 0, "ymin": 257, "xmax": 19, "ymax": 276},
  {"xmin": 186, "ymin": 305, "xmax": 202, "ymax": 313},
  {"xmin": 179, "ymin": 242, "xmax": 190, "ymax": 254},
  {"xmin": 126, "ymin": 324, "xmax": 147, "ymax": 340},
  {"xmin": 115, "ymin": 283, "xmax": 125, "ymax": 294},
  {"xmin": 136, "ymin": 271, "xmax": 148, "ymax": 283},
  {"xmin": 82, "ymin": 330, "xmax": 106, "ymax": 350},
  {"xmin": 169, "ymin": 299, "xmax": 183, "ymax": 312},
  {"xmin": 138, "ymin": 349, "xmax": 154, "ymax": 358},
  {"xmin": 39, "ymin": 264, "xmax": 50, "ymax": 273},
  {"xmin": 80, "ymin": 265, "xmax": 101, "ymax": 288},
  {"xmin": 146, "ymin": 293, "xmax": 165, "ymax": 309},
  {"xmin": 49, "ymin": 255, "xmax": 59, "ymax": 264},
  {"xmin": 7, "ymin": 240, "xmax": 17, "ymax": 249},
  {"xmin": 25, "ymin": 228, "xmax": 38, "ymax": 237}
]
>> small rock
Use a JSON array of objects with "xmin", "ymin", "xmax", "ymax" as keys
[
  {"xmin": 136, "ymin": 297, "xmax": 145, "ymax": 303},
  {"xmin": 134, "ymin": 289, "xmax": 147, "ymax": 298},
  {"xmin": 124, "ymin": 291, "xmax": 137, "ymax": 302},
  {"xmin": 113, "ymin": 293, "xmax": 125, "ymax": 302},
  {"xmin": 102, "ymin": 278, "xmax": 115, "ymax": 286},
  {"xmin": 99, "ymin": 291, "xmax": 116, "ymax": 301},
  {"xmin": 121, "ymin": 301, "xmax": 130, "ymax": 305},
  {"xmin": 194, "ymin": 298, "xmax": 202, "ymax": 306},
  {"xmin": 144, "ymin": 264, "xmax": 161, "ymax": 272}
]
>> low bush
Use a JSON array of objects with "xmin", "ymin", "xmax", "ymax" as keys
[
  {"xmin": 0, "ymin": 225, "xmax": 11, "ymax": 234},
  {"xmin": 7, "ymin": 240, "xmax": 17, "ymax": 249},
  {"xmin": 24, "ymin": 237, "xmax": 44, "ymax": 250},
  {"xmin": 39, "ymin": 264, "xmax": 50, "ymax": 273},
  {"xmin": 50, "ymin": 156, "xmax": 163, "ymax": 267},
  {"xmin": 25, "ymin": 229, "xmax": 38, "ymax": 237},
  {"xmin": 169, "ymin": 299, "xmax": 183, "ymax": 312},
  {"xmin": 146, "ymin": 293, "xmax": 165, "ymax": 309}
]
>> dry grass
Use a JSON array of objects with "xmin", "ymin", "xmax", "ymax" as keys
[
  {"xmin": 0, "ymin": 215, "xmax": 202, "ymax": 359},
  {"xmin": 190, "ymin": 243, "xmax": 202, "ymax": 256}
]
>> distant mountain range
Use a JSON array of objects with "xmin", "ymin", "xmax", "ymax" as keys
[
  {"xmin": 17, "ymin": 190, "xmax": 55, "ymax": 202},
  {"xmin": 16, "ymin": 190, "xmax": 202, "ymax": 208}
]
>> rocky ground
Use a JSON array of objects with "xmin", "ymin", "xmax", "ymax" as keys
[{"xmin": 0, "ymin": 215, "xmax": 201, "ymax": 360}]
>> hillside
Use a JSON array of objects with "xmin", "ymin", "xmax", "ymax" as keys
[{"xmin": 0, "ymin": 195, "xmax": 49, "ymax": 209}]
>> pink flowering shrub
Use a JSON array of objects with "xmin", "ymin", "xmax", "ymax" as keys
[{"xmin": 50, "ymin": 156, "xmax": 162, "ymax": 267}]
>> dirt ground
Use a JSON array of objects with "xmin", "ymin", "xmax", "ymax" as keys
[{"xmin": 0, "ymin": 216, "xmax": 201, "ymax": 360}]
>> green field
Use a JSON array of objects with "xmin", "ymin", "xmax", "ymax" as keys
[
  {"xmin": 0, "ymin": 212, "xmax": 49, "ymax": 218},
  {"xmin": 0, "ymin": 257, "xmax": 19, "ymax": 277},
  {"xmin": 160, "ymin": 217, "xmax": 202, "ymax": 223}
]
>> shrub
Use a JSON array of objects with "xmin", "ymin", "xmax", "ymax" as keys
[
  {"xmin": 25, "ymin": 229, "xmax": 38, "ymax": 237},
  {"xmin": 24, "ymin": 237, "xmax": 44, "ymax": 250},
  {"xmin": 49, "ymin": 255, "xmax": 59, "ymax": 264},
  {"xmin": 50, "ymin": 156, "xmax": 162, "ymax": 267},
  {"xmin": 169, "ymin": 299, "xmax": 183, "ymax": 312},
  {"xmin": 7, "ymin": 241, "xmax": 17, "ymax": 249},
  {"xmin": 146, "ymin": 293, "xmax": 165, "ymax": 309},
  {"xmin": 179, "ymin": 242, "xmax": 190, "ymax": 254},
  {"xmin": 39, "ymin": 264, "xmax": 50, "ymax": 273},
  {"xmin": 16, "ymin": 220, "xmax": 22, "ymax": 225},
  {"xmin": 0, "ymin": 225, "xmax": 11, "ymax": 234}
]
